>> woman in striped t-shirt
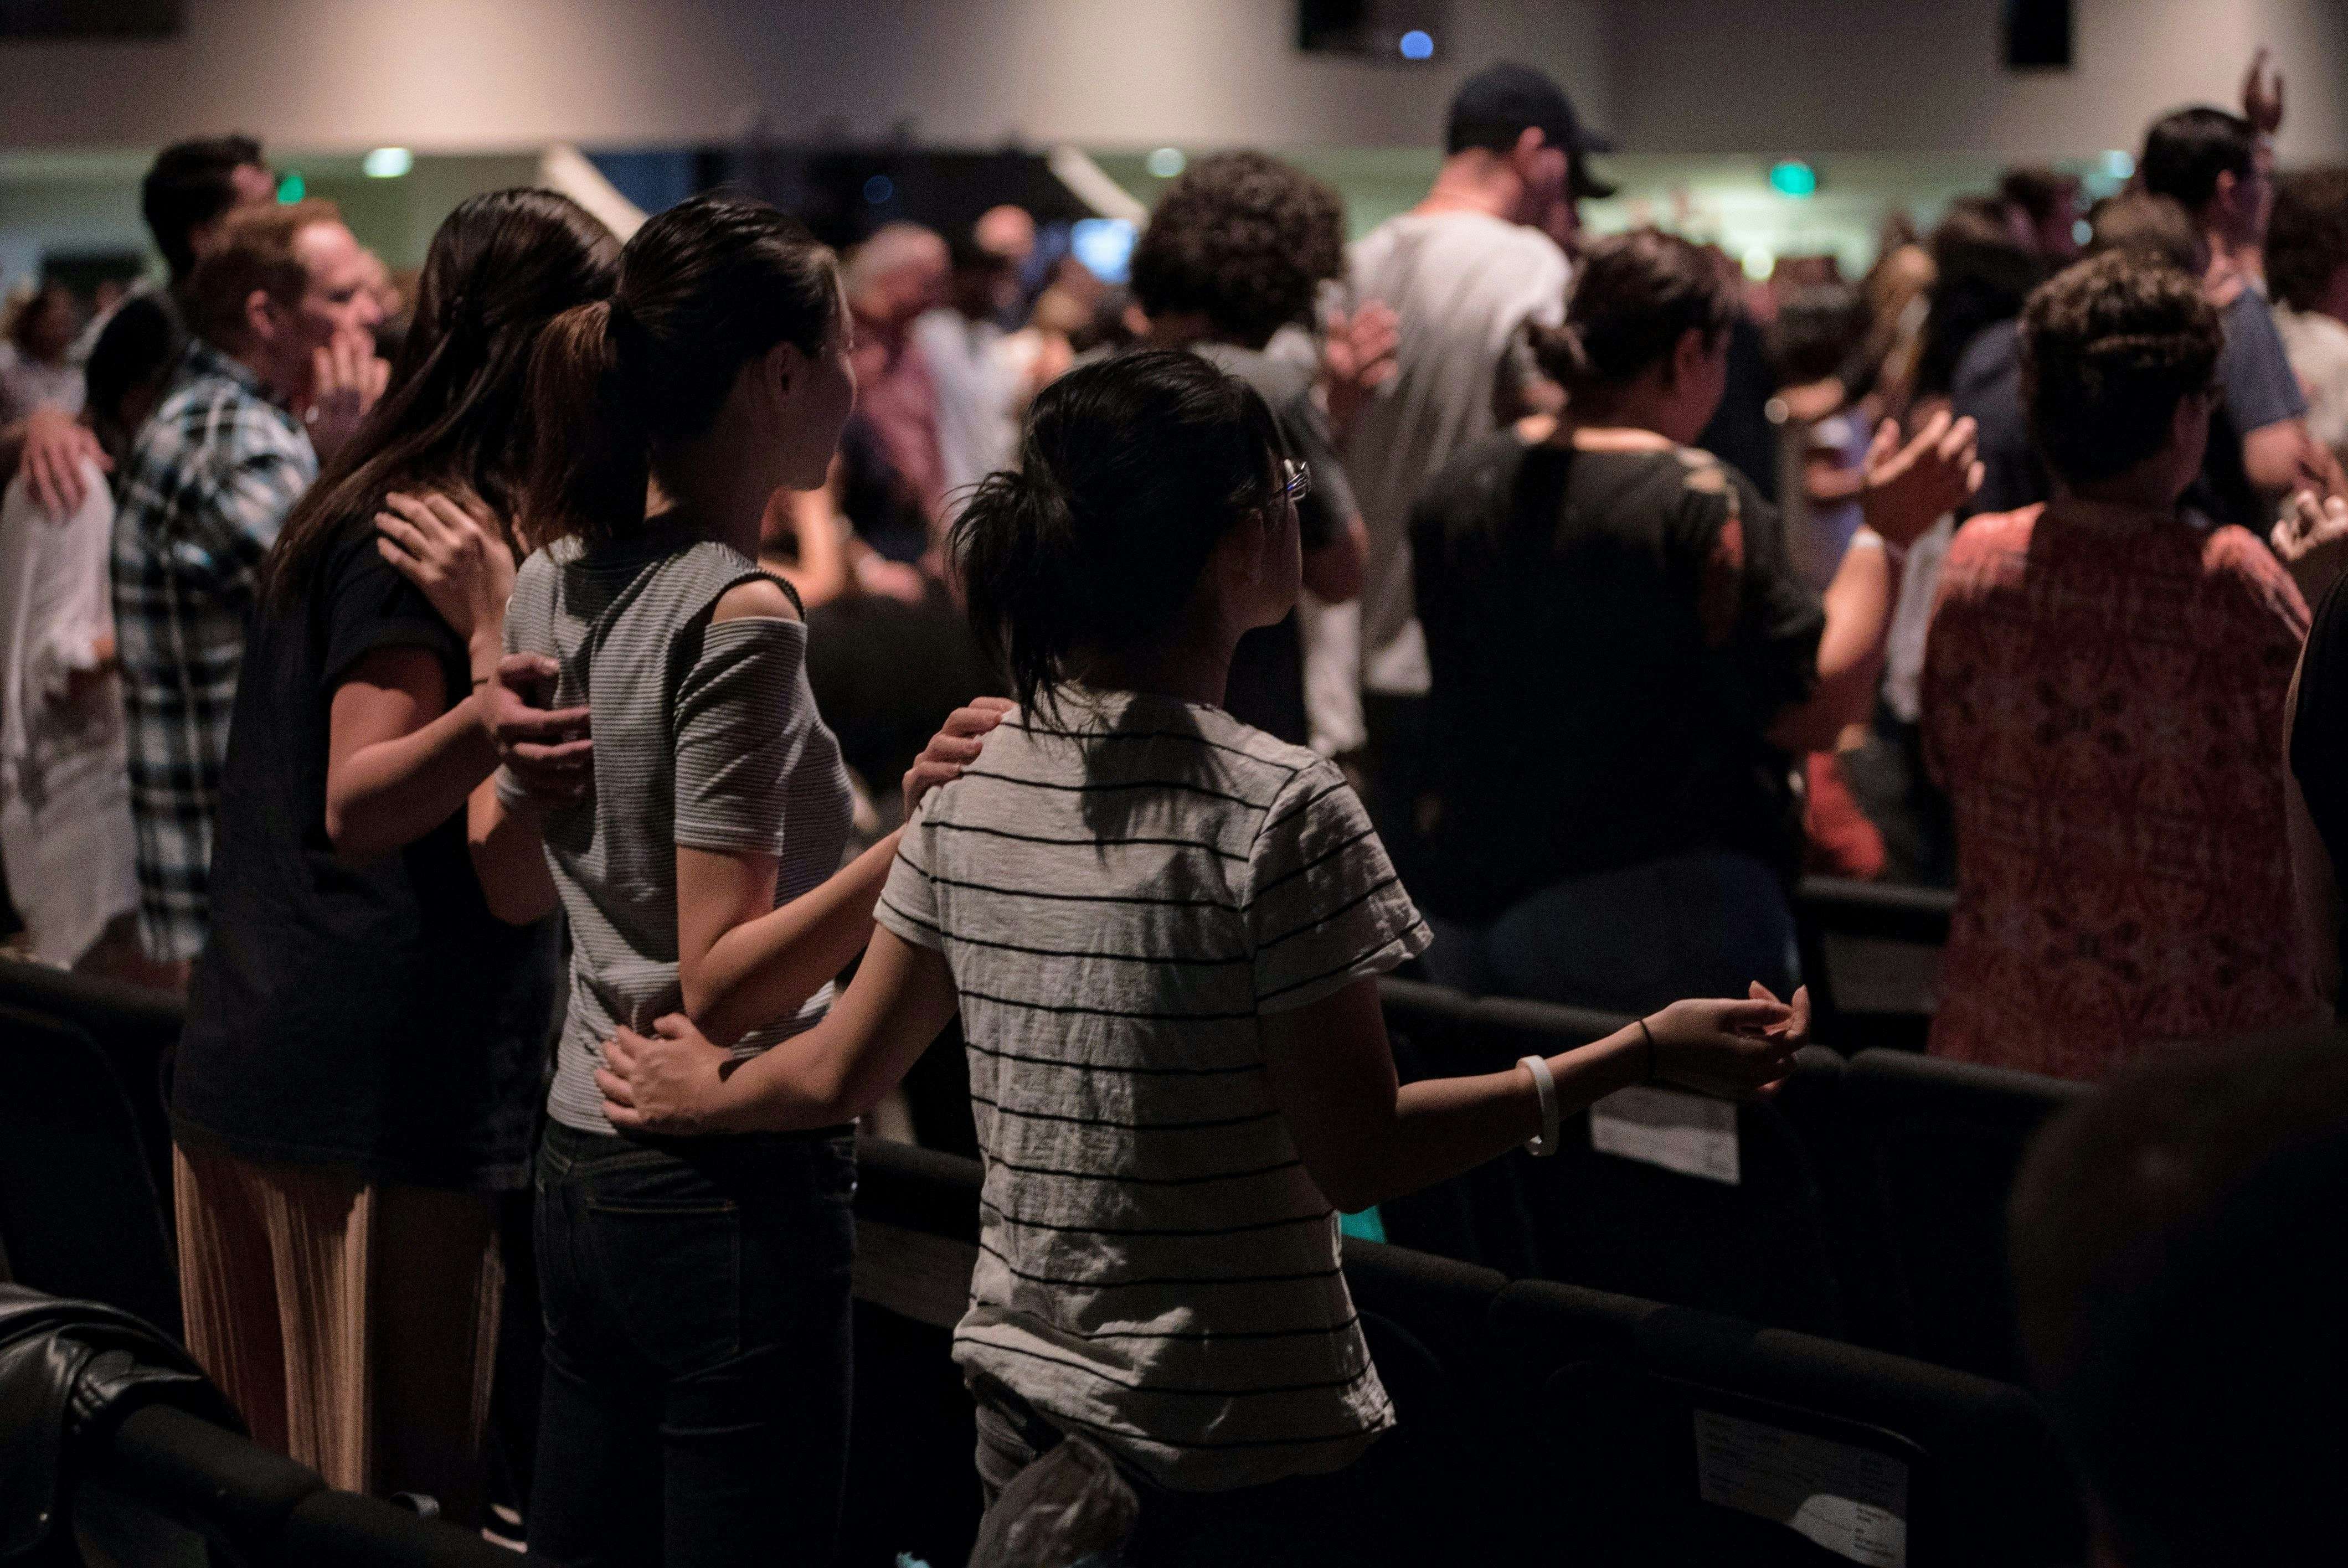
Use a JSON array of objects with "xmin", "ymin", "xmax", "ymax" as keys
[{"xmin": 598, "ymin": 351, "xmax": 1806, "ymax": 1562}]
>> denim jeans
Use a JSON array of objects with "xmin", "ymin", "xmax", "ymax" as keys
[{"xmin": 529, "ymin": 1121, "xmax": 857, "ymax": 1567}]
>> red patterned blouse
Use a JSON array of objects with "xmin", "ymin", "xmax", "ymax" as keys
[{"xmin": 1921, "ymin": 502, "xmax": 2319, "ymax": 1081}]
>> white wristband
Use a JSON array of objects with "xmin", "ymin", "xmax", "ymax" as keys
[{"xmin": 1518, "ymin": 1054, "xmax": 1560, "ymax": 1158}]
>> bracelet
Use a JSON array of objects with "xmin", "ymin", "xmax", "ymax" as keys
[
  {"xmin": 470, "ymin": 675, "xmax": 491, "ymax": 688},
  {"xmin": 1637, "ymin": 1016, "xmax": 1659, "ymax": 1084},
  {"xmin": 1517, "ymin": 1054, "xmax": 1560, "ymax": 1158}
]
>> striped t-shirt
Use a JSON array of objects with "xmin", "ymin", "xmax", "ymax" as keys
[
  {"xmin": 873, "ymin": 687, "xmax": 1431, "ymax": 1490},
  {"xmin": 501, "ymin": 537, "xmax": 852, "ymax": 1134}
]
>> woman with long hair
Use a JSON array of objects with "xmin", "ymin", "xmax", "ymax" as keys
[
  {"xmin": 171, "ymin": 188, "xmax": 616, "ymax": 1520},
  {"xmin": 593, "ymin": 349, "xmax": 1810, "ymax": 1565},
  {"xmin": 463, "ymin": 190, "xmax": 992, "ymax": 1567}
]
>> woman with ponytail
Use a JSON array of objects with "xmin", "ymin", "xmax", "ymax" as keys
[
  {"xmin": 173, "ymin": 188, "xmax": 615, "ymax": 1521},
  {"xmin": 594, "ymin": 348, "xmax": 1810, "ymax": 1565},
  {"xmin": 472, "ymin": 191, "xmax": 996, "ymax": 1567},
  {"xmin": 1405, "ymin": 227, "xmax": 1984, "ymax": 1012}
]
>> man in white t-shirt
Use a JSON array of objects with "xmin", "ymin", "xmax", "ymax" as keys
[{"xmin": 1340, "ymin": 61, "xmax": 1611, "ymax": 850}]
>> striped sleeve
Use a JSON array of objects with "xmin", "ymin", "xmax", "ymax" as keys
[
  {"xmin": 874, "ymin": 803, "xmax": 944, "ymax": 951},
  {"xmin": 673, "ymin": 613, "xmax": 815, "ymax": 854},
  {"xmin": 1242, "ymin": 760, "xmax": 1429, "ymax": 1014}
]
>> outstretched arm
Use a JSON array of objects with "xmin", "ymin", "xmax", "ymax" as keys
[{"xmin": 600, "ymin": 927, "xmax": 961, "ymax": 1134}]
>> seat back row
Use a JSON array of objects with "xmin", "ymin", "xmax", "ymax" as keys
[{"xmin": 845, "ymin": 1134, "xmax": 2088, "ymax": 1568}]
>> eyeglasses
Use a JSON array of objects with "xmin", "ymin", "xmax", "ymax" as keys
[{"xmin": 1281, "ymin": 458, "xmax": 1312, "ymax": 505}]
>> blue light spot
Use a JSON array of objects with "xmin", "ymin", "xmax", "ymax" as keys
[
  {"xmin": 1398, "ymin": 29, "xmax": 1434, "ymax": 59},
  {"xmin": 863, "ymin": 174, "xmax": 894, "ymax": 205},
  {"xmin": 1768, "ymin": 159, "xmax": 1817, "ymax": 198}
]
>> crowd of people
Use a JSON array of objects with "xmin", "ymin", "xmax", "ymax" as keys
[{"xmin": 3, "ymin": 45, "xmax": 2347, "ymax": 1568}]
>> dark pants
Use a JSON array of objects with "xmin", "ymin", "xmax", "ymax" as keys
[{"xmin": 530, "ymin": 1121, "xmax": 857, "ymax": 1568}]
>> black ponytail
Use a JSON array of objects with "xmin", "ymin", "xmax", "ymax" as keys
[{"xmin": 952, "ymin": 349, "xmax": 1285, "ymax": 716}]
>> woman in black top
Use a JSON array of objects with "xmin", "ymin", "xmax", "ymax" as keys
[
  {"xmin": 176, "ymin": 189, "xmax": 615, "ymax": 1520},
  {"xmin": 1408, "ymin": 229, "xmax": 1977, "ymax": 1010}
]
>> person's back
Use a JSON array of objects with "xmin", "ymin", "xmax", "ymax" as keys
[
  {"xmin": 1925, "ymin": 504, "xmax": 2312, "ymax": 1075},
  {"xmin": 506, "ymin": 537, "xmax": 851, "ymax": 1132},
  {"xmin": 894, "ymin": 691, "xmax": 1412, "ymax": 1486},
  {"xmin": 1413, "ymin": 435, "xmax": 1815, "ymax": 919},
  {"xmin": 1346, "ymin": 209, "xmax": 1567, "ymax": 692}
]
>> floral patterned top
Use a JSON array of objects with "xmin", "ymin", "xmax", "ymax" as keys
[{"xmin": 1920, "ymin": 501, "xmax": 2320, "ymax": 1080}]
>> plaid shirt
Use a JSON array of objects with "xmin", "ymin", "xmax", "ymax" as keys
[{"xmin": 112, "ymin": 342, "xmax": 314, "ymax": 962}]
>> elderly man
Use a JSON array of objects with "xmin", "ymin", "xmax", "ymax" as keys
[
  {"xmin": 843, "ymin": 222, "xmax": 951, "ymax": 541},
  {"xmin": 112, "ymin": 198, "xmax": 384, "ymax": 974}
]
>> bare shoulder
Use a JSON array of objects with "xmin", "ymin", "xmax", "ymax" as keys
[{"xmin": 710, "ymin": 573, "xmax": 802, "ymax": 625}]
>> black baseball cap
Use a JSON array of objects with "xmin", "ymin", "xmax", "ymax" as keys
[{"xmin": 1446, "ymin": 61, "xmax": 1617, "ymax": 199}]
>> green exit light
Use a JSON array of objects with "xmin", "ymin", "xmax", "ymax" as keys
[
  {"xmin": 1768, "ymin": 160, "xmax": 1817, "ymax": 198},
  {"xmin": 276, "ymin": 171, "xmax": 306, "ymax": 203}
]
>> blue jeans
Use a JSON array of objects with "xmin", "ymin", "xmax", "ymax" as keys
[
  {"xmin": 529, "ymin": 1121, "xmax": 857, "ymax": 1567},
  {"xmin": 1422, "ymin": 849, "xmax": 1798, "ymax": 1014}
]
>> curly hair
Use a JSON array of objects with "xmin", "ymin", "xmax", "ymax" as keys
[
  {"xmin": 2020, "ymin": 251, "xmax": 2220, "ymax": 490},
  {"xmin": 1129, "ymin": 151, "xmax": 1345, "ymax": 347},
  {"xmin": 2267, "ymin": 168, "xmax": 2348, "ymax": 316}
]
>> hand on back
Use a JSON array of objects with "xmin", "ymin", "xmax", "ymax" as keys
[{"xmin": 902, "ymin": 698, "xmax": 1013, "ymax": 821}]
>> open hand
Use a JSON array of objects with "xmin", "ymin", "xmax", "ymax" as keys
[
  {"xmin": 375, "ymin": 489, "xmax": 516, "ymax": 648},
  {"xmin": 305, "ymin": 324, "xmax": 390, "ymax": 465},
  {"xmin": 598, "ymin": 1015, "xmax": 737, "ymax": 1134},
  {"xmin": 903, "ymin": 697, "xmax": 1013, "ymax": 820},
  {"xmin": 1642, "ymin": 993, "xmax": 1799, "ymax": 1097},
  {"xmin": 483, "ymin": 653, "xmax": 592, "ymax": 809},
  {"xmin": 19, "ymin": 408, "xmax": 106, "ymax": 519},
  {"xmin": 1858, "ymin": 410, "xmax": 1982, "ymax": 548},
  {"xmin": 2273, "ymin": 488, "xmax": 2348, "ymax": 605}
]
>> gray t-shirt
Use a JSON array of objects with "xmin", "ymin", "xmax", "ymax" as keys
[
  {"xmin": 1342, "ymin": 210, "xmax": 1569, "ymax": 695},
  {"xmin": 876, "ymin": 687, "xmax": 1429, "ymax": 1490},
  {"xmin": 502, "ymin": 536, "xmax": 853, "ymax": 1134}
]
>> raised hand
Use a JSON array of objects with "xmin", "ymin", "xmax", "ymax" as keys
[
  {"xmin": 2243, "ymin": 46, "xmax": 2284, "ymax": 137},
  {"xmin": 903, "ymin": 697, "xmax": 1014, "ymax": 821},
  {"xmin": 1322, "ymin": 300, "xmax": 1399, "ymax": 446},
  {"xmin": 597, "ymin": 1015, "xmax": 738, "ymax": 1134},
  {"xmin": 375, "ymin": 489, "xmax": 517, "ymax": 651},
  {"xmin": 2273, "ymin": 488, "xmax": 2348, "ymax": 605},
  {"xmin": 18, "ymin": 408, "xmax": 106, "ymax": 519},
  {"xmin": 1642, "ymin": 994, "xmax": 1799, "ymax": 1097},
  {"xmin": 482, "ymin": 653, "xmax": 592, "ymax": 809},
  {"xmin": 305, "ymin": 324, "xmax": 390, "ymax": 465},
  {"xmin": 1858, "ymin": 410, "xmax": 1983, "ymax": 548}
]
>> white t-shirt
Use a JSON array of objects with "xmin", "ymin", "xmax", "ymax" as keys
[
  {"xmin": 877, "ymin": 688, "xmax": 1430, "ymax": 1490},
  {"xmin": 913, "ymin": 307, "xmax": 1026, "ymax": 512},
  {"xmin": 1341, "ymin": 210, "xmax": 1569, "ymax": 696},
  {"xmin": 2275, "ymin": 302, "xmax": 2348, "ymax": 466},
  {"xmin": 0, "ymin": 458, "xmax": 136, "ymax": 964}
]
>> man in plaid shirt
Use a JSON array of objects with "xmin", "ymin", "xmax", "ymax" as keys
[{"xmin": 112, "ymin": 198, "xmax": 385, "ymax": 969}]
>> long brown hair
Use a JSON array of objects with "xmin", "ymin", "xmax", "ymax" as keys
[
  {"xmin": 260, "ymin": 188, "xmax": 619, "ymax": 605},
  {"xmin": 523, "ymin": 192, "xmax": 842, "ymax": 551}
]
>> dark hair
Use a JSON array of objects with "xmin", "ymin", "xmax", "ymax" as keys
[
  {"xmin": 83, "ymin": 293, "xmax": 181, "ymax": 461},
  {"xmin": 5, "ymin": 283, "xmax": 76, "ymax": 356},
  {"xmin": 1530, "ymin": 228, "xmax": 1735, "ymax": 394},
  {"xmin": 1770, "ymin": 282, "xmax": 1868, "ymax": 387},
  {"xmin": 524, "ymin": 192, "xmax": 842, "ymax": 550},
  {"xmin": 261, "ymin": 189, "xmax": 619, "ymax": 606},
  {"xmin": 2140, "ymin": 107, "xmax": 2257, "ymax": 213},
  {"xmin": 1998, "ymin": 166, "xmax": 2077, "ymax": 229},
  {"xmin": 951, "ymin": 349, "xmax": 1284, "ymax": 715},
  {"xmin": 141, "ymin": 134, "xmax": 265, "ymax": 282},
  {"xmin": 1913, "ymin": 194, "xmax": 2043, "ymax": 399},
  {"xmin": 2085, "ymin": 191, "xmax": 2207, "ymax": 275},
  {"xmin": 181, "ymin": 198, "xmax": 342, "ymax": 351},
  {"xmin": 2267, "ymin": 168, "xmax": 2348, "ymax": 315},
  {"xmin": 2020, "ymin": 250, "xmax": 2220, "ymax": 489},
  {"xmin": 2010, "ymin": 1028, "xmax": 2348, "ymax": 1568},
  {"xmin": 1129, "ymin": 152, "xmax": 1346, "ymax": 348}
]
